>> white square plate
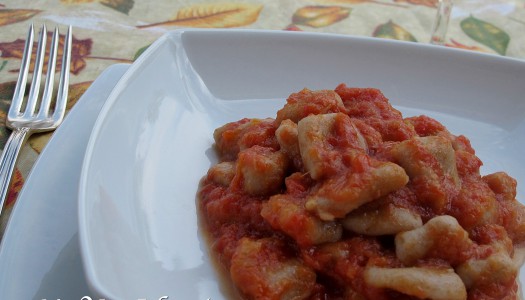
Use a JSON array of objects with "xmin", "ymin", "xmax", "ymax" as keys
[{"xmin": 78, "ymin": 29, "xmax": 525, "ymax": 299}]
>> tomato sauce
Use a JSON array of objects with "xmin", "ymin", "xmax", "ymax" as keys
[{"xmin": 198, "ymin": 84, "xmax": 525, "ymax": 300}]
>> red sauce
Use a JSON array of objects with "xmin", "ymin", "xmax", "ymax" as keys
[{"xmin": 199, "ymin": 84, "xmax": 525, "ymax": 299}]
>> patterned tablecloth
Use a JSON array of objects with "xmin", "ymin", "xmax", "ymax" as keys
[{"xmin": 0, "ymin": 0, "xmax": 524, "ymax": 237}]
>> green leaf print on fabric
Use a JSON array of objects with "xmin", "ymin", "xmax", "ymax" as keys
[
  {"xmin": 373, "ymin": 20, "xmax": 417, "ymax": 42},
  {"xmin": 461, "ymin": 15, "xmax": 510, "ymax": 55},
  {"xmin": 100, "ymin": 0, "xmax": 135, "ymax": 15},
  {"xmin": 134, "ymin": 44, "xmax": 150, "ymax": 61}
]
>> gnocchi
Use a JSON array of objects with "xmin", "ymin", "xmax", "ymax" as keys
[{"xmin": 199, "ymin": 84, "xmax": 525, "ymax": 299}]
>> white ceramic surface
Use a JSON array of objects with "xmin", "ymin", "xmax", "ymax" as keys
[
  {"xmin": 0, "ymin": 64, "xmax": 129, "ymax": 299},
  {"xmin": 78, "ymin": 29, "xmax": 525, "ymax": 300}
]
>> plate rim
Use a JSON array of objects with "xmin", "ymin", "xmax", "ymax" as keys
[{"xmin": 77, "ymin": 28, "xmax": 525, "ymax": 299}]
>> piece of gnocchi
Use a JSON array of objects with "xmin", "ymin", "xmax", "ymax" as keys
[
  {"xmin": 456, "ymin": 252, "xmax": 517, "ymax": 289},
  {"xmin": 214, "ymin": 118, "xmax": 278, "ymax": 161},
  {"xmin": 390, "ymin": 136, "xmax": 460, "ymax": 213},
  {"xmin": 395, "ymin": 215, "xmax": 473, "ymax": 266},
  {"xmin": 342, "ymin": 203, "xmax": 422, "ymax": 235},
  {"xmin": 230, "ymin": 237, "xmax": 317, "ymax": 300},
  {"xmin": 275, "ymin": 119, "xmax": 303, "ymax": 171},
  {"xmin": 261, "ymin": 194, "xmax": 342, "ymax": 246},
  {"xmin": 235, "ymin": 146, "xmax": 288, "ymax": 196},
  {"xmin": 306, "ymin": 157, "xmax": 409, "ymax": 221},
  {"xmin": 483, "ymin": 172, "xmax": 525, "ymax": 242},
  {"xmin": 483, "ymin": 172, "xmax": 517, "ymax": 202},
  {"xmin": 364, "ymin": 266, "xmax": 467, "ymax": 300},
  {"xmin": 276, "ymin": 88, "xmax": 346, "ymax": 125},
  {"xmin": 297, "ymin": 113, "xmax": 368, "ymax": 180},
  {"xmin": 207, "ymin": 161, "xmax": 236, "ymax": 186}
]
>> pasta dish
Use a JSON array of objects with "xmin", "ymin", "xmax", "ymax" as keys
[{"xmin": 198, "ymin": 84, "xmax": 525, "ymax": 299}]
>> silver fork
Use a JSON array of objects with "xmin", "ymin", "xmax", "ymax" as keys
[{"xmin": 0, "ymin": 24, "xmax": 72, "ymax": 217}]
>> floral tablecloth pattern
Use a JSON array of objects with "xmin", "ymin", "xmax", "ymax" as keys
[{"xmin": 0, "ymin": 0, "xmax": 524, "ymax": 236}]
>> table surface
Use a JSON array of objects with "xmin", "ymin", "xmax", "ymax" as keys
[{"xmin": 0, "ymin": 0, "xmax": 524, "ymax": 238}]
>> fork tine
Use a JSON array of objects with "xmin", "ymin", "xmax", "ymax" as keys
[
  {"xmin": 52, "ymin": 25, "xmax": 72, "ymax": 122},
  {"xmin": 23, "ymin": 24, "xmax": 47, "ymax": 118},
  {"xmin": 37, "ymin": 26, "xmax": 59, "ymax": 118},
  {"xmin": 8, "ymin": 24, "xmax": 34, "ymax": 119},
  {"xmin": 0, "ymin": 25, "xmax": 73, "ymax": 220}
]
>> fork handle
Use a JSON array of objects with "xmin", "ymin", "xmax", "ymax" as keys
[{"xmin": 0, "ymin": 127, "xmax": 30, "ymax": 217}]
